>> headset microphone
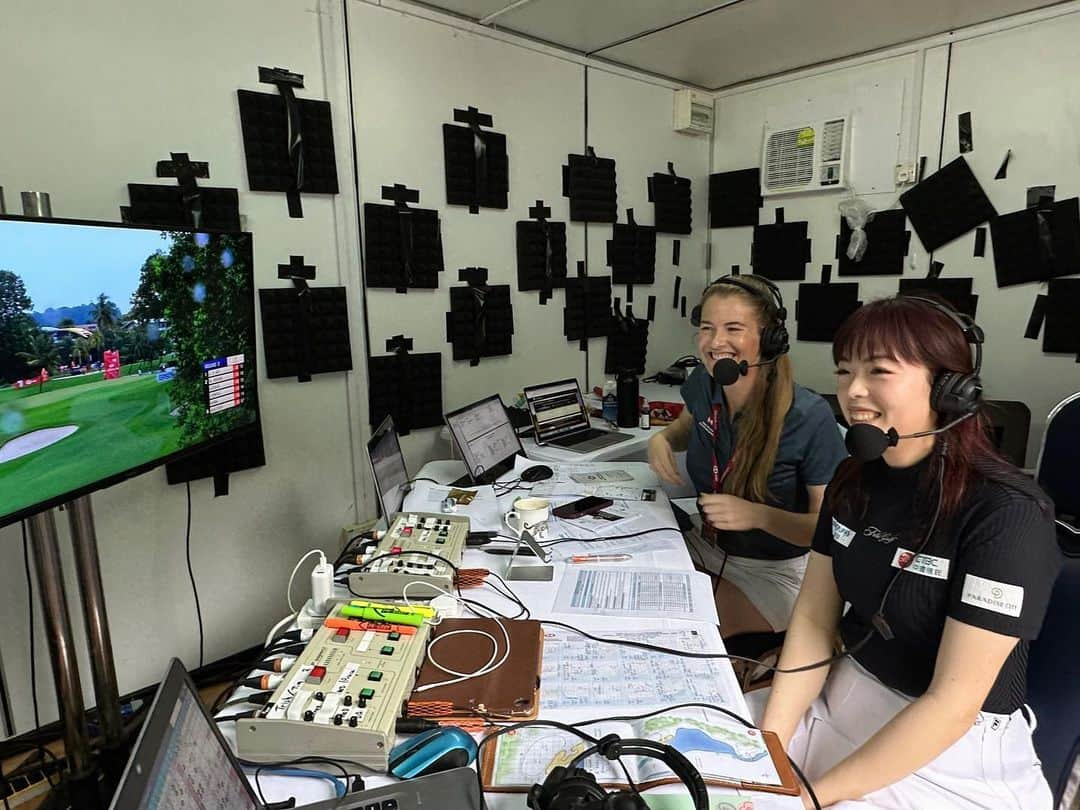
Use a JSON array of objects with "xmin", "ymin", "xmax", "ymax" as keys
[
  {"xmin": 844, "ymin": 413, "xmax": 975, "ymax": 462},
  {"xmin": 711, "ymin": 356, "xmax": 776, "ymax": 386}
]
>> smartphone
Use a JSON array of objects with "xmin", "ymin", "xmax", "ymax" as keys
[{"xmin": 553, "ymin": 496, "xmax": 615, "ymax": 519}]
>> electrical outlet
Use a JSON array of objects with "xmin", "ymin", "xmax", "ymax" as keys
[{"xmin": 895, "ymin": 162, "xmax": 918, "ymax": 185}]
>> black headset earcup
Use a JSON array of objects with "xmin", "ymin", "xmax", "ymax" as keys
[
  {"xmin": 931, "ymin": 371, "xmax": 982, "ymax": 415},
  {"xmin": 758, "ymin": 323, "xmax": 790, "ymax": 362},
  {"xmin": 689, "ymin": 304, "xmax": 702, "ymax": 327}
]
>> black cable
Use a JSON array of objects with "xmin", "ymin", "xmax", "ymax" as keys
[
  {"xmin": 21, "ymin": 521, "xmax": 39, "ymax": 729},
  {"xmin": 185, "ymin": 482, "xmax": 204, "ymax": 668}
]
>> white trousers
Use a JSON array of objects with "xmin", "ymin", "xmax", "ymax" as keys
[{"xmin": 748, "ymin": 657, "xmax": 1053, "ymax": 809}]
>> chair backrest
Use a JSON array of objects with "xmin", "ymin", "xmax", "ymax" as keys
[
  {"xmin": 1028, "ymin": 554, "xmax": 1080, "ymax": 806},
  {"xmin": 980, "ymin": 399, "xmax": 1031, "ymax": 468},
  {"xmin": 1035, "ymin": 392, "xmax": 1080, "ymax": 519}
]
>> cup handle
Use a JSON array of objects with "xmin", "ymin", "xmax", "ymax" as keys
[{"xmin": 504, "ymin": 511, "xmax": 522, "ymax": 535}]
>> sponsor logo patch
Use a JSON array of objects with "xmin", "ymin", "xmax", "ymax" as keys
[
  {"xmin": 832, "ymin": 518, "xmax": 855, "ymax": 547},
  {"xmin": 961, "ymin": 574, "xmax": 1024, "ymax": 617},
  {"xmin": 891, "ymin": 548, "xmax": 950, "ymax": 580}
]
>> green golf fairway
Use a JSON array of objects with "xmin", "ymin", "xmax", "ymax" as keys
[{"xmin": 0, "ymin": 372, "xmax": 181, "ymax": 516}]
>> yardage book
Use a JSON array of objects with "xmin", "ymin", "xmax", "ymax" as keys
[{"xmin": 480, "ymin": 708, "xmax": 799, "ymax": 796}]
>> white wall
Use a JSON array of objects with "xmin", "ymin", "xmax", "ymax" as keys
[
  {"xmin": 712, "ymin": 6, "xmax": 1080, "ymax": 465},
  {"xmin": 348, "ymin": 1, "xmax": 712, "ymax": 470},
  {"xmin": 0, "ymin": 0, "xmax": 711, "ymax": 735}
]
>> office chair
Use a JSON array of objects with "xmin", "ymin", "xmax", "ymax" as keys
[
  {"xmin": 1027, "ymin": 552, "xmax": 1080, "ymax": 808},
  {"xmin": 981, "ymin": 399, "xmax": 1031, "ymax": 469},
  {"xmin": 1035, "ymin": 391, "xmax": 1080, "ymax": 556}
]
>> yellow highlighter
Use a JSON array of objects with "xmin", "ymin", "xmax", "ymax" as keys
[{"xmin": 349, "ymin": 599, "xmax": 436, "ymax": 618}]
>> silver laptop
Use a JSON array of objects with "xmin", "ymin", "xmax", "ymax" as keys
[
  {"xmin": 110, "ymin": 658, "xmax": 481, "ymax": 810},
  {"xmin": 522, "ymin": 378, "xmax": 633, "ymax": 453}
]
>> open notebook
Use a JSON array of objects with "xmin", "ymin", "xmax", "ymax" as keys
[{"xmin": 480, "ymin": 707, "xmax": 799, "ymax": 796}]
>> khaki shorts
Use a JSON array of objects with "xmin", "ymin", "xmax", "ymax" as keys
[{"xmin": 683, "ymin": 519, "xmax": 808, "ymax": 632}]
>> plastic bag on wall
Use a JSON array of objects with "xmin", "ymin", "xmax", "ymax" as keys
[{"xmin": 839, "ymin": 196, "xmax": 874, "ymax": 262}]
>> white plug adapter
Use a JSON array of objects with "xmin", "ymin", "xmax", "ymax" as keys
[{"xmin": 310, "ymin": 553, "xmax": 335, "ymax": 616}]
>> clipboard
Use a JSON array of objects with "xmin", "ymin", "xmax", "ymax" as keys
[
  {"xmin": 408, "ymin": 618, "xmax": 543, "ymax": 719},
  {"xmin": 479, "ymin": 725, "xmax": 800, "ymax": 796}
]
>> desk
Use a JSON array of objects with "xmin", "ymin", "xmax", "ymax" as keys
[{"xmin": 224, "ymin": 458, "xmax": 800, "ymax": 809}]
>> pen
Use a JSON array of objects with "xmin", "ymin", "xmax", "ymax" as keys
[{"xmin": 570, "ymin": 554, "xmax": 632, "ymax": 563}]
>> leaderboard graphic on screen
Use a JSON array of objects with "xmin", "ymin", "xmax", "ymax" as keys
[{"xmin": 0, "ymin": 216, "xmax": 259, "ymax": 526}]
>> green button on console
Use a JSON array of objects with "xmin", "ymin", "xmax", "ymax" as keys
[
  {"xmin": 368, "ymin": 670, "xmax": 383, "ymax": 682},
  {"xmin": 360, "ymin": 687, "xmax": 375, "ymax": 699}
]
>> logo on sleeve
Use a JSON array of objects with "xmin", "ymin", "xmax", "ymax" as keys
[
  {"xmin": 891, "ymin": 548, "xmax": 950, "ymax": 579},
  {"xmin": 961, "ymin": 574, "xmax": 1024, "ymax": 617},
  {"xmin": 832, "ymin": 518, "xmax": 855, "ymax": 547}
]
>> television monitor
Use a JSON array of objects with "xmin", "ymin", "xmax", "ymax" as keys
[{"xmin": 0, "ymin": 215, "xmax": 259, "ymax": 527}]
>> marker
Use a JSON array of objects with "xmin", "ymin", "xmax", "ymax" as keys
[
  {"xmin": 341, "ymin": 604, "xmax": 425, "ymax": 627},
  {"xmin": 569, "ymin": 554, "xmax": 632, "ymax": 564}
]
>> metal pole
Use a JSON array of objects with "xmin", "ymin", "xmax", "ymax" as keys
[
  {"xmin": 26, "ymin": 512, "xmax": 93, "ymax": 776},
  {"xmin": 0, "ymin": 186, "xmax": 7, "ymax": 214},
  {"xmin": 67, "ymin": 496, "xmax": 123, "ymax": 747}
]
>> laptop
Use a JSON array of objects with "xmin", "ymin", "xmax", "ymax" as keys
[
  {"xmin": 522, "ymin": 379, "xmax": 633, "ymax": 453},
  {"xmin": 110, "ymin": 658, "xmax": 481, "ymax": 810},
  {"xmin": 444, "ymin": 394, "xmax": 526, "ymax": 484},
  {"xmin": 367, "ymin": 414, "xmax": 414, "ymax": 521}
]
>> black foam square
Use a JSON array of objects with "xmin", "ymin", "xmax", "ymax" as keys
[
  {"xmin": 563, "ymin": 153, "xmax": 617, "ymax": 223},
  {"xmin": 604, "ymin": 315, "xmax": 649, "ymax": 375},
  {"xmin": 649, "ymin": 174, "xmax": 692, "ymax": 234},
  {"xmin": 442, "ymin": 124, "xmax": 509, "ymax": 211},
  {"xmin": 515, "ymin": 221, "xmax": 568, "ymax": 292},
  {"xmin": 368, "ymin": 353, "xmax": 443, "ymax": 433},
  {"xmin": 898, "ymin": 277, "xmax": 979, "ymax": 319},
  {"xmin": 564, "ymin": 277, "xmax": 614, "ymax": 341},
  {"xmin": 446, "ymin": 285, "xmax": 514, "ymax": 363},
  {"xmin": 899, "ymin": 157, "xmax": 995, "ymax": 251},
  {"xmin": 259, "ymin": 287, "xmax": 352, "ymax": 379},
  {"xmin": 236, "ymin": 90, "xmax": 339, "ymax": 195},
  {"xmin": 796, "ymin": 283, "xmax": 861, "ymax": 342},
  {"xmin": 837, "ymin": 210, "xmax": 911, "ymax": 276},
  {"xmin": 709, "ymin": 168, "xmax": 762, "ymax": 228},
  {"xmin": 751, "ymin": 221, "xmax": 811, "ymax": 280},
  {"xmin": 127, "ymin": 184, "xmax": 241, "ymax": 232},
  {"xmin": 989, "ymin": 197, "xmax": 1080, "ymax": 287},
  {"xmin": 606, "ymin": 223, "xmax": 657, "ymax": 285},
  {"xmin": 363, "ymin": 203, "xmax": 445, "ymax": 290},
  {"xmin": 165, "ymin": 422, "xmax": 266, "ymax": 485},
  {"xmin": 1044, "ymin": 279, "xmax": 1080, "ymax": 354}
]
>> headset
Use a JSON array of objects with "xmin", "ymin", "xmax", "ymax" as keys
[
  {"xmin": 902, "ymin": 296, "xmax": 984, "ymax": 416},
  {"xmin": 690, "ymin": 275, "xmax": 790, "ymax": 362},
  {"xmin": 527, "ymin": 733, "xmax": 709, "ymax": 810}
]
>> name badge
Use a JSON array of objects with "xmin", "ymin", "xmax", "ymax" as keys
[
  {"xmin": 891, "ymin": 548, "xmax": 950, "ymax": 580},
  {"xmin": 832, "ymin": 518, "xmax": 855, "ymax": 547},
  {"xmin": 961, "ymin": 574, "xmax": 1024, "ymax": 617}
]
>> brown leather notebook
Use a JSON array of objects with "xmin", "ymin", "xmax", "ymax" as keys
[{"xmin": 408, "ymin": 618, "xmax": 543, "ymax": 719}]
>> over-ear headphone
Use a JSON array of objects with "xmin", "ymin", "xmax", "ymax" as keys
[
  {"xmin": 527, "ymin": 733, "xmax": 709, "ymax": 810},
  {"xmin": 690, "ymin": 275, "xmax": 790, "ymax": 362},
  {"xmin": 901, "ymin": 296, "xmax": 984, "ymax": 416}
]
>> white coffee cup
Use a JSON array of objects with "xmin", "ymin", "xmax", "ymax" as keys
[{"xmin": 504, "ymin": 497, "xmax": 551, "ymax": 539}]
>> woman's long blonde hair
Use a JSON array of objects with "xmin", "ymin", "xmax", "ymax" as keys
[{"xmin": 701, "ymin": 277, "xmax": 794, "ymax": 504}]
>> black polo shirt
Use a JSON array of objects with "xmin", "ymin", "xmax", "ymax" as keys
[{"xmin": 812, "ymin": 455, "xmax": 1062, "ymax": 714}]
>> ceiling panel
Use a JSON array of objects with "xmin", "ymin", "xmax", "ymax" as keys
[
  {"xmin": 475, "ymin": 0, "xmax": 730, "ymax": 54},
  {"xmin": 593, "ymin": 0, "xmax": 1064, "ymax": 88}
]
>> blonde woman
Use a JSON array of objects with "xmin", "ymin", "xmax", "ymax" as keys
[{"xmin": 648, "ymin": 275, "xmax": 846, "ymax": 638}]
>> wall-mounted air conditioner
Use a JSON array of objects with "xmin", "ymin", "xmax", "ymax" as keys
[{"xmin": 761, "ymin": 116, "xmax": 850, "ymax": 196}]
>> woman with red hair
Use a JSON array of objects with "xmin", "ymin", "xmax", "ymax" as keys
[{"xmin": 760, "ymin": 295, "xmax": 1061, "ymax": 808}]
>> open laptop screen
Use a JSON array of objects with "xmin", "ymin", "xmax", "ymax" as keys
[
  {"xmin": 523, "ymin": 379, "xmax": 590, "ymax": 443},
  {"xmin": 367, "ymin": 415, "xmax": 409, "ymax": 518},
  {"xmin": 111, "ymin": 659, "xmax": 259, "ymax": 810},
  {"xmin": 444, "ymin": 394, "xmax": 523, "ymax": 484}
]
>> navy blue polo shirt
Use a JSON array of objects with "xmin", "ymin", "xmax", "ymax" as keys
[{"xmin": 681, "ymin": 365, "xmax": 847, "ymax": 559}]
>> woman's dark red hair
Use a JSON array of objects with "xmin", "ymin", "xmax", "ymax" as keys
[{"xmin": 828, "ymin": 295, "xmax": 1049, "ymax": 520}]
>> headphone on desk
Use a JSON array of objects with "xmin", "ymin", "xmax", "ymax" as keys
[
  {"xmin": 527, "ymin": 733, "xmax": 709, "ymax": 810},
  {"xmin": 690, "ymin": 275, "xmax": 790, "ymax": 363}
]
